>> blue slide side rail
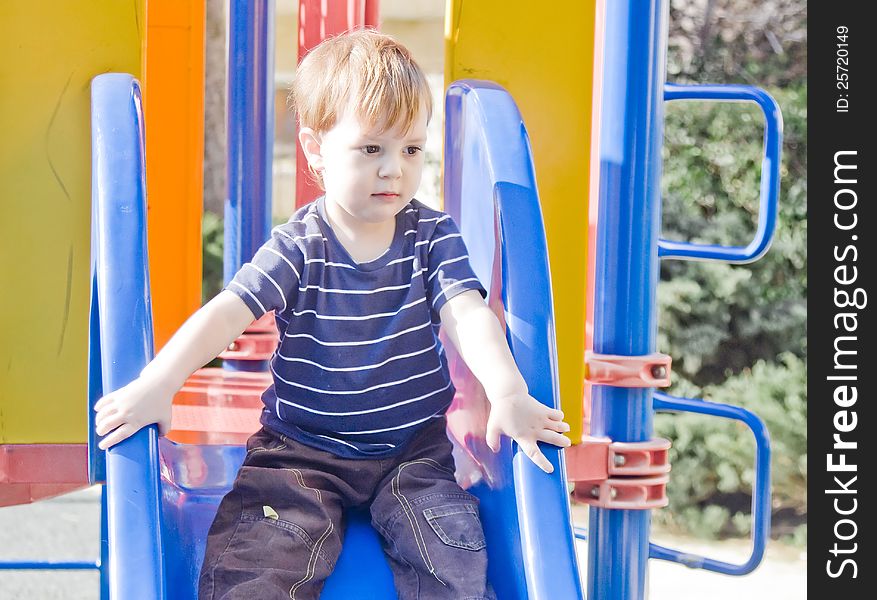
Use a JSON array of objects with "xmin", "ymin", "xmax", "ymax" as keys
[
  {"xmin": 89, "ymin": 73, "xmax": 165, "ymax": 600},
  {"xmin": 445, "ymin": 79, "xmax": 583, "ymax": 600}
]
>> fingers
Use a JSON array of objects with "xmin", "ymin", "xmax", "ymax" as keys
[
  {"xmin": 519, "ymin": 441, "xmax": 553, "ymax": 473},
  {"xmin": 94, "ymin": 398, "xmax": 119, "ymax": 434},
  {"xmin": 95, "ymin": 409, "xmax": 125, "ymax": 437},
  {"xmin": 485, "ymin": 420, "xmax": 502, "ymax": 453},
  {"xmin": 537, "ymin": 430, "xmax": 572, "ymax": 448},
  {"xmin": 93, "ymin": 394, "xmax": 148, "ymax": 449},
  {"xmin": 545, "ymin": 407, "xmax": 565, "ymax": 422},
  {"xmin": 97, "ymin": 423, "xmax": 138, "ymax": 450},
  {"xmin": 93, "ymin": 394, "xmax": 111, "ymax": 412},
  {"xmin": 544, "ymin": 418, "xmax": 571, "ymax": 434}
]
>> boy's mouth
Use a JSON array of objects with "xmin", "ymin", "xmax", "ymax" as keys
[{"xmin": 372, "ymin": 192, "xmax": 400, "ymax": 198}]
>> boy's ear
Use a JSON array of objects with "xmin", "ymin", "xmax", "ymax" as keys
[{"xmin": 298, "ymin": 127, "xmax": 323, "ymax": 171}]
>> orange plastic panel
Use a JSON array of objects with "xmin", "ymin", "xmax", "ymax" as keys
[{"xmin": 144, "ymin": 0, "xmax": 205, "ymax": 350}]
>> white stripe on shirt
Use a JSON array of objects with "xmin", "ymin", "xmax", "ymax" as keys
[
  {"xmin": 386, "ymin": 255, "xmax": 416, "ymax": 267},
  {"xmin": 277, "ymin": 342, "xmax": 436, "ymax": 372},
  {"xmin": 297, "ymin": 268, "xmax": 422, "ymax": 295},
  {"xmin": 275, "ymin": 341, "xmax": 437, "ymax": 372},
  {"xmin": 417, "ymin": 215, "xmax": 451, "ymax": 225},
  {"xmin": 258, "ymin": 246, "xmax": 301, "ymax": 280},
  {"xmin": 242, "ymin": 263, "xmax": 287, "ymax": 312},
  {"xmin": 276, "ymin": 381, "xmax": 452, "ymax": 416},
  {"xmin": 229, "ymin": 281, "xmax": 267, "ymax": 315},
  {"xmin": 283, "ymin": 320, "xmax": 432, "ymax": 346},
  {"xmin": 337, "ymin": 411, "xmax": 445, "ymax": 435},
  {"xmin": 273, "ymin": 228, "xmax": 325, "ymax": 245},
  {"xmin": 431, "ymin": 278, "xmax": 480, "ymax": 307},
  {"xmin": 305, "ymin": 258, "xmax": 356, "ymax": 269},
  {"xmin": 428, "ymin": 232, "xmax": 462, "ymax": 252},
  {"xmin": 315, "ymin": 435, "xmax": 396, "ymax": 449},
  {"xmin": 289, "ymin": 297, "xmax": 426, "ymax": 321},
  {"xmin": 427, "ymin": 255, "xmax": 469, "ymax": 282}
]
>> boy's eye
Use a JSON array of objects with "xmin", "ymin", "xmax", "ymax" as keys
[
  {"xmin": 363, "ymin": 145, "xmax": 381, "ymax": 154},
  {"xmin": 404, "ymin": 146, "xmax": 422, "ymax": 156}
]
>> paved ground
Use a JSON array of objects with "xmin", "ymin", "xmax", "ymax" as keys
[
  {"xmin": 0, "ymin": 487, "xmax": 100, "ymax": 600},
  {"xmin": 0, "ymin": 486, "xmax": 805, "ymax": 599}
]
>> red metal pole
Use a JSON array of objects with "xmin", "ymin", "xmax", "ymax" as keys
[{"xmin": 295, "ymin": 0, "xmax": 380, "ymax": 208}]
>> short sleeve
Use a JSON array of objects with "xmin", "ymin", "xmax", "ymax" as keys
[
  {"xmin": 224, "ymin": 227, "xmax": 303, "ymax": 319},
  {"xmin": 425, "ymin": 214, "xmax": 486, "ymax": 319}
]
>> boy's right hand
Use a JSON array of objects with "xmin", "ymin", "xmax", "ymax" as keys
[{"xmin": 93, "ymin": 376, "xmax": 174, "ymax": 450}]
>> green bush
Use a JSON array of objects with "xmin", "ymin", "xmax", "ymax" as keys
[
  {"xmin": 202, "ymin": 211, "xmax": 225, "ymax": 304},
  {"xmin": 201, "ymin": 211, "xmax": 289, "ymax": 304}
]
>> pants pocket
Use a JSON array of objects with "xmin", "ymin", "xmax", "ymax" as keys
[{"xmin": 422, "ymin": 503, "xmax": 486, "ymax": 551}]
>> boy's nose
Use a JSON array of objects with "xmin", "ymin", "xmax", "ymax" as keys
[{"xmin": 378, "ymin": 156, "xmax": 403, "ymax": 179}]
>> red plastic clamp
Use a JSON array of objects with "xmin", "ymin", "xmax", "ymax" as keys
[
  {"xmin": 564, "ymin": 436, "xmax": 611, "ymax": 482},
  {"xmin": 566, "ymin": 437, "xmax": 672, "ymax": 510},
  {"xmin": 573, "ymin": 474, "xmax": 670, "ymax": 510},
  {"xmin": 585, "ymin": 350, "xmax": 672, "ymax": 387},
  {"xmin": 608, "ymin": 438, "xmax": 671, "ymax": 477}
]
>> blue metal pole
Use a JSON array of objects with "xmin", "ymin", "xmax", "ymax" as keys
[
  {"xmin": 225, "ymin": 0, "xmax": 276, "ymax": 372},
  {"xmin": 588, "ymin": 1, "xmax": 668, "ymax": 599},
  {"xmin": 99, "ymin": 484, "xmax": 110, "ymax": 600},
  {"xmin": 0, "ymin": 561, "xmax": 99, "ymax": 570}
]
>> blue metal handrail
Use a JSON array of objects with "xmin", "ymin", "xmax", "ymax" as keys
[
  {"xmin": 659, "ymin": 83, "xmax": 783, "ymax": 263},
  {"xmin": 650, "ymin": 392, "xmax": 772, "ymax": 575},
  {"xmin": 89, "ymin": 73, "xmax": 166, "ymax": 599}
]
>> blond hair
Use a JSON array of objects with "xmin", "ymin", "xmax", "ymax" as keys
[{"xmin": 291, "ymin": 28, "xmax": 432, "ymax": 138}]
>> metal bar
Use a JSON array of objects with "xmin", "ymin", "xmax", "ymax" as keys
[
  {"xmin": 99, "ymin": 484, "xmax": 109, "ymax": 600},
  {"xmin": 0, "ymin": 561, "xmax": 99, "ymax": 571},
  {"xmin": 587, "ymin": 1, "xmax": 668, "ymax": 598},
  {"xmin": 650, "ymin": 392, "xmax": 772, "ymax": 575},
  {"xmin": 225, "ymin": 0, "xmax": 275, "ymax": 372},
  {"xmin": 658, "ymin": 83, "xmax": 783, "ymax": 263}
]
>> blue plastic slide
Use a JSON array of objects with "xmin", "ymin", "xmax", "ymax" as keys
[{"xmin": 89, "ymin": 74, "xmax": 583, "ymax": 599}]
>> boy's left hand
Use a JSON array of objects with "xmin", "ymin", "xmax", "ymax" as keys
[{"xmin": 485, "ymin": 392, "xmax": 571, "ymax": 473}]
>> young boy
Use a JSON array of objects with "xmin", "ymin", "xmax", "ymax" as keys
[{"xmin": 94, "ymin": 29, "xmax": 570, "ymax": 600}]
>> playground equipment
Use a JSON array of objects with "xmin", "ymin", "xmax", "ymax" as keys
[
  {"xmin": 0, "ymin": 0, "xmax": 203, "ymax": 503},
  {"xmin": 1, "ymin": 0, "xmax": 784, "ymax": 598}
]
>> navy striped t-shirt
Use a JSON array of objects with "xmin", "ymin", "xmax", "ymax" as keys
[{"xmin": 226, "ymin": 197, "xmax": 486, "ymax": 458}]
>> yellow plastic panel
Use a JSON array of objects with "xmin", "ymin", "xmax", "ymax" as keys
[
  {"xmin": 0, "ymin": 1, "xmax": 144, "ymax": 443},
  {"xmin": 445, "ymin": 0, "xmax": 597, "ymax": 440},
  {"xmin": 144, "ymin": 0, "xmax": 205, "ymax": 350}
]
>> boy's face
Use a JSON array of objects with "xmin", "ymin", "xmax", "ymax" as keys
[{"xmin": 304, "ymin": 105, "xmax": 428, "ymax": 226}]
